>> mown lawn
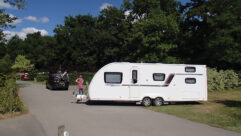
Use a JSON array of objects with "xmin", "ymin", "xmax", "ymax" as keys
[{"xmin": 146, "ymin": 88, "xmax": 241, "ymax": 133}]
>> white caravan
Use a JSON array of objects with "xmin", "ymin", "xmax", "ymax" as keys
[{"xmin": 87, "ymin": 62, "xmax": 207, "ymax": 106}]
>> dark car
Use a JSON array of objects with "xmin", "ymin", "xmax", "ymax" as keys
[{"xmin": 46, "ymin": 72, "xmax": 69, "ymax": 90}]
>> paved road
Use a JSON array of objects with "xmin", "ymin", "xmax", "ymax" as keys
[{"xmin": 0, "ymin": 81, "xmax": 240, "ymax": 136}]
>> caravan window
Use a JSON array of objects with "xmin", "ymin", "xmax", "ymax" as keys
[
  {"xmin": 185, "ymin": 67, "xmax": 196, "ymax": 72},
  {"xmin": 185, "ymin": 78, "xmax": 196, "ymax": 84},
  {"xmin": 132, "ymin": 70, "xmax": 138, "ymax": 83},
  {"xmin": 153, "ymin": 73, "xmax": 165, "ymax": 81},
  {"xmin": 104, "ymin": 72, "xmax": 123, "ymax": 84}
]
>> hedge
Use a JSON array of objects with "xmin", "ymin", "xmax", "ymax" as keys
[
  {"xmin": 36, "ymin": 73, "xmax": 48, "ymax": 82},
  {"xmin": 0, "ymin": 76, "xmax": 24, "ymax": 114},
  {"xmin": 207, "ymin": 68, "xmax": 239, "ymax": 91}
]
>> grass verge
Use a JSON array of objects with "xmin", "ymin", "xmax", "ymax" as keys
[
  {"xmin": 146, "ymin": 88, "xmax": 241, "ymax": 133},
  {"xmin": 0, "ymin": 106, "xmax": 28, "ymax": 120}
]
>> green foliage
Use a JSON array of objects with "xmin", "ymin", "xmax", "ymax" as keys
[
  {"xmin": 207, "ymin": 68, "xmax": 239, "ymax": 91},
  {"xmin": 68, "ymin": 72, "xmax": 95, "ymax": 85},
  {"xmin": 0, "ymin": 54, "xmax": 12, "ymax": 74},
  {"xmin": 54, "ymin": 15, "xmax": 97, "ymax": 68},
  {"xmin": 0, "ymin": 43, "xmax": 6, "ymax": 58},
  {"xmin": 0, "ymin": 73, "xmax": 6, "ymax": 87},
  {"xmin": 128, "ymin": 9, "xmax": 179, "ymax": 63},
  {"xmin": 11, "ymin": 55, "xmax": 34, "ymax": 72},
  {"xmin": 237, "ymin": 71, "xmax": 241, "ymax": 86},
  {"xmin": 6, "ymin": 36, "xmax": 24, "ymax": 60},
  {"xmin": 180, "ymin": 0, "xmax": 241, "ymax": 70},
  {"xmin": 3, "ymin": 0, "xmax": 241, "ymax": 73},
  {"xmin": 28, "ymin": 68, "xmax": 38, "ymax": 80},
  {"xmin": 0, "ymin": 77, "xmax": 24, "ymax": 114},
  {"xmin": 4, "ymin": 0, "xmax": 26, "ymax": 9},
  {"xmin": 222, "ymin": 70, "xmax": 239, "ymax": 89},
  {"xmin": 0, "ymin": 0, "xmax": 26, "ymax": 42},
  {"xmin": 36, "ymin": 73, "xmax": 48, "ymax": 82}
]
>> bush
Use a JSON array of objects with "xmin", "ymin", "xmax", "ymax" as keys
[
  {"xmin": 69, "ymin": 72, "xmax": 95, "ymax": 85},
  {"xmin": 0, "ymin": 77, "xmax": 24, "ymax": 114},
  {"xmin": 237, "ymin": 71, "xmax": 241, "ymax": 86},
  {"xmin": 29, "ymin": 69, "xmax": 39, "ymax": 80},
  {"xmin": 207, "ymin": 68, "xmax": 238, "ymax": 91},
  {"xmin": 36, "ymin": 73, "xmax": 48, "ymax": 82},
  {"xmin": 223, "ymin": 70, "xmax": 239, "ymax": 89},
  {"xmin": 0, "ymin": 73, "xmax": 6, "ymax": 87}
]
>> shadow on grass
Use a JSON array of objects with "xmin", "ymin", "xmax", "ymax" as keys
[
  {"xmin": 216, "ymin": 100, "xmax": 241, "ymax": 108},
  {"xmin": 169, "ymin": 101, "xmax": 202, "ymax": 105}
]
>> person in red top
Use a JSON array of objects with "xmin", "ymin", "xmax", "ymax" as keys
[{"xmin": 76, "ymin": 75, "xmax": 84, "ymax": 95}]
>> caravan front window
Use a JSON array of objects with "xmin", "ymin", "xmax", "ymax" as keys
[
  {"xmin": 104, "ymin": 72, "xmax": 122, "ymax": 84},
  {"xmin": 153, "ymin": 73, "xmax": 165, "ymax": 81}
]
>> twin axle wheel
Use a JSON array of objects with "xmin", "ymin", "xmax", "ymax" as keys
[{"xmin": 142, "ymin": 97, "xmax": 164, "ymax": 106}]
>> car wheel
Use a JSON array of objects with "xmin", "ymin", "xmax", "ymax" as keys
[
  {"xmin": 46, "ymin": 83, "xmax": 49, "ymax": 89},
  {"xmin": 142, "ymin": 97, "xmax": 152, "ymax": 107},
  {"xmin": 153, "ymin": 97, "xmax": 163, "ymax": 106}
]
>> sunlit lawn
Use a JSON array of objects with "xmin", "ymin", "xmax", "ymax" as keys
[{"xmin": 146, "ymin": 88, "xmax": 241, "ymax": 133}]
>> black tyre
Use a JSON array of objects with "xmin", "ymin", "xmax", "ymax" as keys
[
  {"xmin": 142, "ymin": 97, "xmax": 152, "ymax": 107},
  {"xmin": 46, "ymin": 83, "xmax": 49, "ymax": 89},
  {"xmin": 153, "ymin": 97, "xmax": 163, "ymax": 106}
]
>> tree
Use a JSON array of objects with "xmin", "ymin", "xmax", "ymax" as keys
[
  {"xmin": 0, "ymin": 0, "xmax": 26, "ymax": 42},
  {"xmin": 128, "ymin": 9, "xmax": 180, "ymax": 63},
  {"xmin": 6, "ymin": 35, "xmax": 24, "ymax": 60},
  {"xmin": 11, "ymin": 55, "xmax": 34, "ymax": 72},
  {"xmin": 96, "ymin": 6, "xmax": 132, "ymax": 66},
  {"xmin": 22, "ymin": 32, "xmax": 54, "ymax": 69},
  {"xmin": 0, "ymin": 42, "xmax": 6, "ymax": 59},
  {"xmin": 180, "ymin": 0, "xmax": 241, "ymax": 70},
  {"xmin": 0, "ymin": 54, "xmax": 12, "ymax": 73},
  {"xmin": 54, "ymin": 15, "xmax": 98, "ymax": 69}
]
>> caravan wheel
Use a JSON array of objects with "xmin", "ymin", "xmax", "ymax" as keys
[
  {"xmin": 153, "ymin": 97, "xmax": 163, "ymax": 106},
  {"xmin": 142, "ymin": 97, "xmax": 152, "ymax": 107}
]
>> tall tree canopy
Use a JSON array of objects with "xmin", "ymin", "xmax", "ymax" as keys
[
  {"xmin": 4, "ymin": 0, "xmax": 241, "ymax": 71},
  {"xmin": 180, "ymin": 0, "xmax": 241, "ymax": 69},
  {"xmin": 54, "ymin": 15, "xmax": 98, "ymax": 69}
]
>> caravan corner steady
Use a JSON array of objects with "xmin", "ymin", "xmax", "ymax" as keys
[{"xmin": 87, "ymin": 62, "xmax": 207, "ymax": 106}]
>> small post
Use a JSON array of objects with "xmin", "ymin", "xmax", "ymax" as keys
[
  {"xmin": 9, "ymin": 88, "xmax": 13, "ymax": 113},
  {"xmin": 58, "ymin": 125, "xmax": 65, "ymax": 136}
]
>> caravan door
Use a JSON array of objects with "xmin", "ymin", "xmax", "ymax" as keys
[{"xmin": 129, "ymin": 67, "xmax": 140, "ymax": 98}]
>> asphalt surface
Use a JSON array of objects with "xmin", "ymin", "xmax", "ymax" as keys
[{"xmin": 0, "ymin": 81, "xmax": 240, "ymax": 136}]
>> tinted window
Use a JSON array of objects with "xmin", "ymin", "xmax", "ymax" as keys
[
  {"xmin": 104, "ymin": 72, "xmax": 122, "ymax": 84},
  {"xmin": 185, "ymin": 78, "xmax": 196, "ymax": 84},
  {"xmin": 185, "ymin": 67, "xmax": 196, "ymax": 72},
  {"xmin": 153, "ymin": 73, "xmax": 165, "ymax": 81},
  {"xmin": 132, "ymin": 70, "xmax": 137, "ymax": 83}
]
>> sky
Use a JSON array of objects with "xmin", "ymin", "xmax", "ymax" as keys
[{"xmin": 1, "ymin": 0, "xmax": 189, "ymax": 40}]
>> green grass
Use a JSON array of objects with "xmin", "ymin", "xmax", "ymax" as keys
[{"xmin": 146, "ymin": 88, "xmax": 241, "ymax": 133}]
